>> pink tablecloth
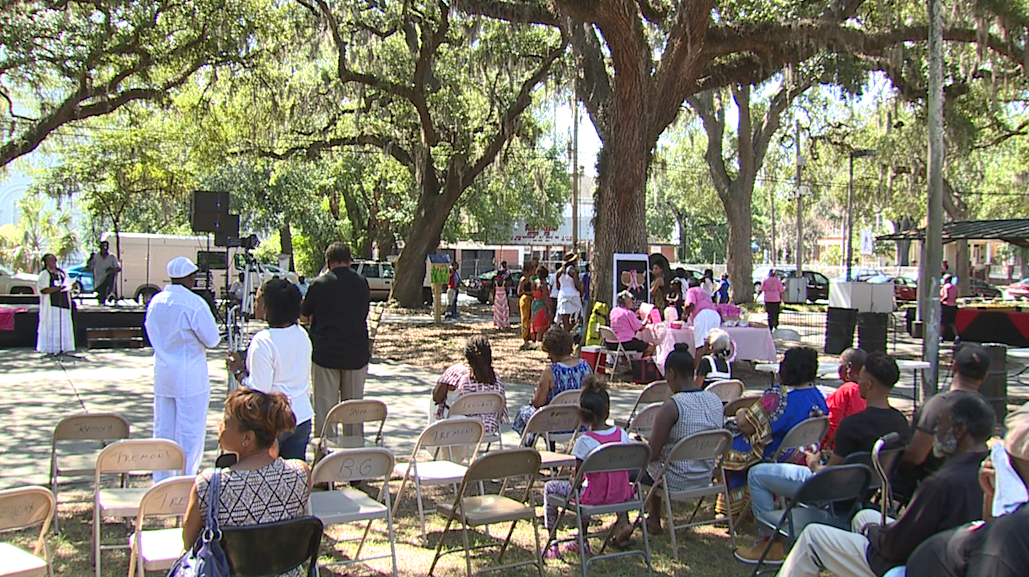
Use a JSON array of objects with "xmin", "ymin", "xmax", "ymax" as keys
[
  {"xmin": 0, "ymin": 307, "xmax": 27, "ymax": 331},
  {"xmin": 642, "ymin": 324, "xmax": 778, "ymax": 375}
]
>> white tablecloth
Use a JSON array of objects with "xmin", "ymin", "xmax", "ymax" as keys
[{"xmin": 642, "ymin": 324, "xmax": 778, "ymax": 375}]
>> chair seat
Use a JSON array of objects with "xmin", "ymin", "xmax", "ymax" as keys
[
  {"xmin": 654, "ymin": 482, "xmax": 722, "ymax": 501},
  {"xmin": 756, "ymin": 506, "xmax": 851, "ymax": 538},
  {"xmin": 98, "ymin": 487, "xmax": 148, "ymax": 518},
  {"xmin": 55, "ymin": 452, "xmax": 99, "ymax": 477},
  {"xmin": 537, "ymin": 450, "xmax": 576, "ymax": 469},
  {"xmin": 0, "ymin": 543, "xmax": 47, "ymax": 577},
  {"xmin": 310, "ymin": 488, "xmax": 388, "ymax": 525},
  {"xmin": 393, "ymin": 460, "xmax": 468, "ymax": 485},
  {"xmin": 130, "ymin": 528, "xmax": 184, "ymax": 570},
  {"xmin": 437, "ymin": 495, "xmax": 534, "ymax": 527}
]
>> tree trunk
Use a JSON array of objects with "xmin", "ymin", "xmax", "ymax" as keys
[
  {"xmin": 722, "ymin": 182, "xmax": 755, "ymax": 303},
  {"xmin": 893, "ymin": 217, "xmax": 913, "ymax": 266},
  {"xmin": 279, "ymin": 221, "xmax": 294, "ymax": 271}
]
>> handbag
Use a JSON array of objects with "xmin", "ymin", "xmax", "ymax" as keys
[{"xmin": 168, "ymin": 469, "xmax": 230, "ymax": 577}]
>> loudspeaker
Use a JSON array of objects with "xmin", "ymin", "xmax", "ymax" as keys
[
  {"xmin": 191, "ymin": 191, "xmax": 232, "ymax": 233},
  {"xmin": 191, "ymin": 191, "xmax": 230, "ymax": 214},
  {"xmin": 192, "ymin": 213, "xmax": 239, "ymax": 236}
]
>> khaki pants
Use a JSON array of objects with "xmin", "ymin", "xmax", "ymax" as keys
[
  {"xmin": 777, "ymin": 509, "xmax": 894, "ymax": 577},
  {"xmin": 313, "ymin": 363, "xmax": 368, "ymax": 437}
]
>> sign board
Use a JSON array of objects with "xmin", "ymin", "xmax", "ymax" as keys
[
  {"xmin": 502, "ymin": 217, "xmax": 594, "ymax": 246},
  {"xmin": 428, "ymin": 253, "xmax": 451, "ymax": 285},
  {"xmin": 613, "ymin": 253, "xmax": 650, "ymax": 306},
  {"xmin": 860, "ymin": 229, "xmax": 875, "ymax": 256}
]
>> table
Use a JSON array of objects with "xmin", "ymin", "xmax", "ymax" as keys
[
  {"xmin": 755, "ymin": 359, "xmax": 930, "ymax": 408},
  {"xmin": 642, "ymin": 324, "xmax": 778, "ymax": 376},
  {"xmin": 754, "ymin": 362, "xmax": 841, "ymax": 378}
]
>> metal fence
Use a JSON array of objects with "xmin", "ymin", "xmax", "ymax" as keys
[{"xmin": 776, "ymin": 308, "xmax": 908, "ymax": 355}]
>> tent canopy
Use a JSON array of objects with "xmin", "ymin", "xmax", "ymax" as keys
[{"xmin": 877, "ymin": 219, "xmax": 1029, "ymax": 248}]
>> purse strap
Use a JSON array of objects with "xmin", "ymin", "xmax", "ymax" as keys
[{"xmin": 202, "ymin": 468, "xmax": 223, "ymax": 541}]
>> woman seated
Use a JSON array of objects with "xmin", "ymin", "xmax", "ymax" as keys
[
  {"xmin": 694, "ymin": 328, "xmax": 734, "ymax": 388},
  {"xmin": 226, "ymin": 278, "xmax": 313, "ymax": 461},
  {"xmin": 639, "ymin": 344, "xmax": 725, "ymax": 534},
  {"xmin": 183, "ymin": 388, "xmax": 310, "ymax": 576},
  {"xmin": 512, "ymin": 327, "xmax": 593, "ymax": 435},
  {"xmin": 432, "ymin": 335, "xmax": 508, "ymax": 436},
  {"xmin": 716, "ymin": 346, "xmax": 828, "ymax": 520},
  {"xmin": 604, "ymin": 290, "xmax": 655, "ymax": 356}
]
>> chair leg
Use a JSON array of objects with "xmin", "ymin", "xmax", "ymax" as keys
[
  {"xmin": 530, "ymin": 514, "xmax": 544, "ymax": 577},
  {"xmin": 686, "ymin": 495, "xmax": 705, "ymax": 525},
  {"xmin": 497, "ymin": 519, "xmax": 519, "ymax": 562},
  {"xmin": 462, "ymin": 524, "xmax": 473, "ymax": 577},
  {"xmin": 93, "ymin": 503, "xmax": 100, "ymax": 577},
  {"xmin": 666, "ymin": 492, "xmax": 679, "ymax": 562},
  {"xmin": 576, "ymin": 508, "xmax": 588, "ymax": 577},
  {"xmin": 641, "ymin": 500, "xmax": 655, "ymax": 575},
  {"xmin": 428, "ymin": 514, "xmax": 456, "ymax": 577},
  {"xmin": 415, "ymin": 479, "xmax": 428, "ymax": 545},
  {"xmin": 724, "ymin": 483, "xmax": 737, "ymax": 550},
  {"xmin": 391, "ymin": 474, "xmax": 409, "ymax": 518}
]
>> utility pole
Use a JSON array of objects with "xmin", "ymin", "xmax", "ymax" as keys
[
  {"xmin": 770, "ymin": 182, "xmax": 776, "ymax": 264},
  {"xmin": 571, "ymin": 85, "xmax": 579, "ymax": 250},
  {"xmin": 923, "ymin": 0, "xmax": 945, "ymax": 395},
  {"xmin": 795, "ymin": 120, "xmax": 804, "ymax": 278}
]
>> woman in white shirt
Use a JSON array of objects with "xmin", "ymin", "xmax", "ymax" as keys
[
  {"xmin": 227, "ymin": 278, "xmax": 313, "ymax": 460},
  {"xmin": 556, "ymin": 252, "xmax": 583, "ymax": 332}
]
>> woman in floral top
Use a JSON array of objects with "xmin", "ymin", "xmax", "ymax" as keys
[{"xmin": 432, "ymin": 335, "xmax": 508, "ymax": 434}]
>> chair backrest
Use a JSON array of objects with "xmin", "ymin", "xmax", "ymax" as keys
[
  {"xmin": 319, "ymin": 399, "xmax": 388, "ymax": 439},
  {"xmin": 791, "ymin": 464, "xmax": 872, "ymax": 506},
  {"xmin": 724, "ymin": 395, "xmax": 761, "ymax": 417},
  {"xmin": 705, "ymin": 379, "xmax": 745, "ymax": 403},
  {"xmin": 842, "ymin": 447, "xmax": 905, "ymax": 490},
  {"xmin": 597, "ymin": 325, "xmax": 618, "ymax": 344},
  {"xmin": 520, "ymin": 404, "xmax": 582, "ymax": 445},
  {"xmin": 53, "ymin": 413, "xmax": 130, "ymax": 443},
  {"xmin": 577, "ymin": 442, "xmax": 651, "ymax": 476},
  {"xmin": 462, "ymin": 448, "xmax": 542, "ymax": 485},
  {"xmin": 415, "ymin": 417, "xmax": 484, "ymax": 452},
  {"xmin": 0, "ymin": 486, "xmax": 55, "ymax": 534},
  {"xmin": 448, "ymin": 392, "xmax": 505, "ymax": 419},
  {"xmin": 773, "ymin": 416, "xmax": 830, "ymax": 459},
  {"xmin": 550, "ymin": 389, "xmax": 582, "ymax": 406},
  {"xmin": 637, "ymin": 380, "xmax": 671, "ymax": 405},
  {"xmin": 135, "ymin": 476, "xmax": 195, "ymax": 527},
  {"xmin": 95, "ymin": 439, "xmax": 186, "ymax": 477},
  {"xmin": 664, "ymin": 429, "xmax": 733, "ymax": 464},
  {"xmin": 221, "ymin": 516, "xmax": 323, "ymax": 577},
  {"xmin": 310, "ymin": 448, "xmax": 395, "ymax": 485},
  {"xmin": 627, "ymin": 404, "xmax": 662, "ymax": 437}
]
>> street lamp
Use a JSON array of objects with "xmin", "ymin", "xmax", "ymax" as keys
[{"xmin": 846, "ymin": 149, "xmax": 876, "ymax": 281}]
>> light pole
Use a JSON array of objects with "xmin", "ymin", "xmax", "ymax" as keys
[{"xmin": 846, "ymin": 149, "xmax": 876, "ymax": 281}]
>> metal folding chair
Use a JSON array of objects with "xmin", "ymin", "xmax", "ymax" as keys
[
  {"xmin": 705, "ymin": 379, "xmax": 745, "ymax": 403},
  {"xmin": 220, "ymin": 516, "xmax": 323, "ymax": 577},
  {"xmin": 0, "ymin": 486, "xmax": 55, "ymax": 577},
  {"xmin": 517, "ymin": 405, "xmax": 582, "ymax": 472},
  {"xmin": 310, "ymin": 447, "xmax": 398, "ymax": 576},
  {"xmin": 127, "ymin": 476, "xmax": 195, "ymax": 577},
  {"xmin": 49, "ymin": 413, "xmax": 130, "ymax": 532},
  {"xmin": 767, "ymin": 416, "xmax": 830, "ymax": 462},
  {"xmin": 597, "ymin": 326, "xmax": 641, "ymax": 374},
  {"xmin": 724, "ymin": 396, "xmax": 761, "ymax": 418},
  {"xmin": 625, "ymin": 403, "xmax": 662, "ymax": 441},
  {"xmin": 448, "ymin": 391, "xmax": 506, "ymax": 451},
  {"xmin": 429, "ymin": 449, "xmax": 544, "ymax": 577},
  {"xmin": 614, "ymin": 380, "xmax": 670, "ymax": 429},
  {"xmin": 645, "ymin": 430, "xmax": 734, "ymax": 560},
  {"xmin": 311, "ymin": 399, "xmax": 388, "ymax": 464},
  {"xmin": 544, "ymin": 442, "xmax": 655, "ymax": 577}
]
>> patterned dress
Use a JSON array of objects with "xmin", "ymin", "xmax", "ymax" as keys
[
  {"xmin": 493, "ymin": 285, "xmax": 510, "ymax": 328},
  {"xmin": 197, "ymin": 459, "xmax": 310, "ymax": 577},
  {"xmin": 433, "ymin": 364, "xmax": 508, "ymax": 434},
  {"xmin": 512, "ymin": 359, "xmax": 593, "ymax": 434},
  {"xmin": 646, "ymin": 390, "xmax": 725, "ymax": 491}
]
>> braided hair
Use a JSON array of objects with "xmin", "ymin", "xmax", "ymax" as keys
[{"xmin": 464, "ymin": 335, "xmax": 497, "ymax": 386}]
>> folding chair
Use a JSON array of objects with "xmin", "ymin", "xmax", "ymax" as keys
[
  {"xmin": 625, "ymin": 403, "xmax": 662, "ymax": 441},
  {"xmin": 49, "ymin": 413, "xmax": 130, "ymax": 532},
  {"xmin": 842, "ymin": 441, "xmax": 905, "ymax": 514},
  {"xmin": 614, "ymin": 380, "xmax": 670, "ymax": 429},
  {"xmin": 550, "ymin": 388, "xmax": 582, "ymax": 405},
  {"xmin": 544, "ymin": 442, "xmax": 654, "ymax": 577},
  {"xmin": 0, "ymin": 486, "xmax": 55, "ymax": 577},
  {"xmin": 597, "ymin": 326, "xmax": 641, "ymax": 375},
  {"xmin": 221, "ymin": 516, "xmax": 323, "ymax": 577},
  {"xmin": 310, "ymin": 448, "xmax": 398, "ymax": 576},
  {"xmin": 724, "ymin": 396, "xmax": 761, "ymax": 418},
  {"xmin": 749, "ymin": 464, "xmax": 872, "ymax": 577},
  {"xmin": 645, "ymin": 430, "xmax": 734, "ymax": 560},
  {"xmin": 705, "ymin": 379, "xmax": 745, "ymax": 403},
  {"xmin": 93, "ymin": 439, "xmax": 185, "ymax": 577},
  {"xmin": 127, "ymin": 476, "xmax": 195, "ymax": 577},
  {"xmin": 447, "ymin": 391, "xmax": 506, "ymax": 451},
  {"xmin": 767, "ymin": 416, "xmax": 830, "ymax": 462},
  {"xmin": 517, "ymin": 405, "xmax": 582, "ymax": 472},
  {"xmin": 429, "ymin": 449, "xmax": 544, "ymax": 577},
  {"xmin": 311, "ymin": 399, "xmax": 388, "ymax": 464},
  {"xmin": 392, "ymin": 418, "xmax": 484, "ymax": 544}
]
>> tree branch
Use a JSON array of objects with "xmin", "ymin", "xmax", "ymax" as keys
[
  {"xmin": 452, "ymin": 0, "xmax": 560, "ymax": 26},
  {"xmin": 250, "ymin": 134, "xmax": 415, "ymax": 168}
]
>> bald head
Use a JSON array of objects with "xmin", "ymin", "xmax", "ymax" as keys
[{"xmin": 839, "ymin": 348, "xmax": 868, "ymax": 383}]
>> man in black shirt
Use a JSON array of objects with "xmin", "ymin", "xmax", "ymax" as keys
[
  {"xmin": 776, "ymin": 393, "xmax": 994, "ymax": 577},
  {"xmin": 301, "ymin": 242, "xmax": 370, "ymax": 436},
  {"xmin": 736, "ymin": 352, "xmax": 911, "ymax": 563},
  {"xmin": 906, "ymin": 401, "xmax": 1029, "ymax": 577}
]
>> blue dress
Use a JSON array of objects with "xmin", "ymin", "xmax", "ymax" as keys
[{"xmin": 512, "ymin": 360, "xmax": 592, "ymax": 435}]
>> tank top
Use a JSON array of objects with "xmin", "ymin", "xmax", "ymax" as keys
[
  {"xmin": 701, "ymin": 355, "xmax": 732, "ymax": 382},
  {"xmin": 579, "ymin": 429, "xmax": 634, "ymax": 506}
]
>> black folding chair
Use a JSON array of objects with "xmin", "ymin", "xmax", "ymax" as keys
[
  {"xmin": 220, "ymin": 516, "xmax": 323, "ymax": 577},
  {"xmin": 749, "ymin": 464, "xmax": 872, "ymax": 576}
]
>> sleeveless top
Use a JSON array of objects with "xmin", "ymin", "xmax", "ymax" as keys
[
  {"xmin": 549, "ymin": 360, "xmax": 592, "ymax": 402},
  {"xmin": 558, "ymin": 266, "xmax": 579, "ymax": 299},
  {"xmin": 579, "ymin": 429, "xmax": 634, "ymax": 506},
  {"xmin": 646, "ymin": 390, "xmax": 725, "ymax": 491},
  {"xmin": 701, "ymin": 355, "xmax": 732, "ymax": 384},
  {"xmin": 198, "ymin": 459, "xmax": 309, "ymax": 529}
]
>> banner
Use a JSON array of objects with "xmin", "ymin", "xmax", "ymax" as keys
[{"xmin": 613, "ymin": 253, "xmax": 650, "ymax": 305}]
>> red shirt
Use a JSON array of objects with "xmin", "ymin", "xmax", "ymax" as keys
[{"xmin": 824, "ymin": 382, "xmax": 867, "ymax": 450}]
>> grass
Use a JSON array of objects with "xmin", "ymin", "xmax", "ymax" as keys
[{"xmin": 11, "ymin": 476, "xmax": 758, "ymax": 577}]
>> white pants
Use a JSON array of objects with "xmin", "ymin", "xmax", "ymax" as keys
[
  {"xmin": 777, "ymin": 509, "xmax": 894, "ymax": 577},
  {"xmin": 153, "ymin": 392, "xmax": 210, "ymax": 482},
  {"xmin": 693, "ymin": 308, "xmax": 721, "ymax": 348}
]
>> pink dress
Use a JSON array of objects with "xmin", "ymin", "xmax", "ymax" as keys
[{"xmin": 579, "ymin": 429, "xmax": 634, "ymax": 506}]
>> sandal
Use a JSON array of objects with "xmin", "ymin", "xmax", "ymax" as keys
[{"xmin": 560, "ymin": 540, "xmax": 591, "ymax": 555}]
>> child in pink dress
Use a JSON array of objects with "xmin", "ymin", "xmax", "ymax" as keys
[{"xmin": 544, "ymin": 376, "xmax": 635, "ymax": 557}]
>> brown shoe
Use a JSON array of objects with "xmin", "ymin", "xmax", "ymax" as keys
[{"xmin": 734, "ymin": 539, "xmax": 785, "ymax": 565}]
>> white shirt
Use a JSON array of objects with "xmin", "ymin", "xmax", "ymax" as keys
[
  {"xmin": 241, "ymin": 324, "xmax": 314, "ymax": 425},
  {"xmin": 558, "ymin": 266, "xmax": 580, "ymax": 299},
  {"xmin": 548, "ymin": 272, "xmax": 560, "ymax": 298},
  {"xmin": 145, "ymin": 284, "xmax": 221, "ymax": 397},
  {"xmin": 229, "ymin": 281, "xmax": 244, "ymax": 301}
]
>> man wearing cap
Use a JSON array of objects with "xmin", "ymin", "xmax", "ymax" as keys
[
  {"xmin": 87, "ymin": 240, "xmax": 121, "ymax": 305},
  {"xmin": 906, "ymin": 402, "xmax": 1029, "ymax": 577},
  {"xmin": 776, "ymin": 393, "xmax": 994, "ymax": 577},
  {"xmin": 144, "ymin": 256, "xmax": 221, "ymax": 481}
]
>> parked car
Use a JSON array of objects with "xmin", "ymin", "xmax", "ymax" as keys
[
  {"xmin": 751, "ymin": 266, "xmax": 829, "ymax": 302},
  {"xmin": 350, "ymin": 260, "xmax": 395, "ymax": 301},
  {"xmin": 969, "ymin": 278, "xmax": 1002, "ymax": 299},
  {"xmin": 1009, "ymin": 277, "xmax": 1029, "ymax": 300},
  {"xmin": 66, "ymin": 263, "xmax": 95, "ymax": 296},
  {"xmin": 869, "ymin": 275, "xmax": 917, "ymax": 301},
  {"xmin": 0, "ymin": 264, "xmax": 37, "ymax": 295},
  {"xmin": 831, "ymin": 268, "xmax": 888, "ymax": 282},
  {"xmin": 467, "ymin": 269, "xmax": 523, "ymax": 304}
]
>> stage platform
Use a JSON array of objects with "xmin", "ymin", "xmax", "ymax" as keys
[{"xmin": 0, "ymin": 302, "xmax": 149, "ymax": 349}]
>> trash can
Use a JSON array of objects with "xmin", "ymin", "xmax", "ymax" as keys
[
  {"xmin": 858, "ymin": 312, "xmax": 889, "ymax": 355},
  {"xmin": 825, "ymin": 307, "xmax": 858, "ymax": 355}
]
